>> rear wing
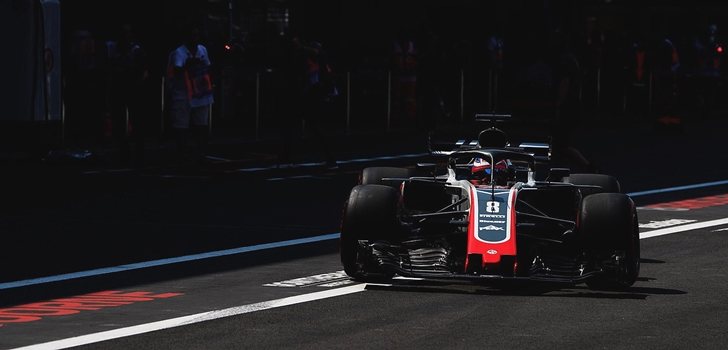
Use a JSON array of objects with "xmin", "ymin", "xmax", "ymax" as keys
[
  {"xmin": 429, "ymin": 136, "xmax": 550, "ymax": 160},
  {"xmin": 428, "ymin": 112, "xmax": 551, "ymax": 161},
  {"xmin": 428, "ymin": 135, "xmax": 479, "ymax": 156},
  {"xmin": 474, "ymin": 113, "xmax": 512, "ymax": 123},
  {"xmin": 429, "ymin": 113, "xmax": 511, "ymax": 155}
]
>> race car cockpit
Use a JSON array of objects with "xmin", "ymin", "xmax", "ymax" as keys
[
  {"xmin": 450, "ymin": 150, "xmax": 535, "ymax": 188},
  {"xmin": 468, "ymin": 158, "xmax": 511, "ymax": 186}
]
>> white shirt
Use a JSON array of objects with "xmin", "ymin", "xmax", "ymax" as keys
[{"xmin": 169, "ymin": 44, "xmax": 214, "ymax": 107}]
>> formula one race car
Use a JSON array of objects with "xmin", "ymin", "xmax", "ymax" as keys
[{"xmin": 340, "ymin": 119, "xmax": 639, "ymax": 290}]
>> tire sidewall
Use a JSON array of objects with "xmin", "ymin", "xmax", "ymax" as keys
[{"xmin": 580, "ymin": 193, "xmax": 640, "ymax": 289}]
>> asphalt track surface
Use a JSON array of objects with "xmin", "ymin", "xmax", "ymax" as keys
[{"xmin": 2, "ymin": 120, "xmax": 728, "ymax": 349}]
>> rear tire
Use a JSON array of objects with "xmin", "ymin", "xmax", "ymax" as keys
[
  {"xmin": 361, "ymin": 167, "xmax": 412, "ymax": 187},
  {"xmin": 580, "ymin": 193, "xmax": 640, "ymax": 290},
  {"xmin": 569, "ymin": 173, "xmax": 621, "ymax": 197},
  {"xmin": 340, "ymin": 185, "xmax": 399, "ymax": 281}
]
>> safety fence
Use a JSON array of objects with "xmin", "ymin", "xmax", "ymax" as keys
[{"xmin": 56, "ymin": 66, "xmax": 725, "ymax": 146}]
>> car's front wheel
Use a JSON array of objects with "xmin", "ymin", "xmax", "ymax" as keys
[
  {"xmin": 579, "ymin": 193, "xmax": 640, "ymax": 290},
  {"xmin": 340, "ymin": 184, "xmax": 400, "ymax": 281}
]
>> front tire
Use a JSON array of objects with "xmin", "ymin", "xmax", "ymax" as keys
[
  {"xmin": 580, "ymin": 193, "xmax": 640, "ymax": 290},
  {"xmin": 340, "ymin": 185, "xmax": 400, "ymax": 281}
]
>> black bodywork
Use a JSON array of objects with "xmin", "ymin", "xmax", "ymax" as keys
[{"xmin": 342, "ymin": 137, "xmax": 640, "ymax": 289}]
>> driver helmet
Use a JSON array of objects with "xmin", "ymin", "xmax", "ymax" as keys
[{"xmin": 471, "ymin": 158, "xmax": 508, "ymax": 185}]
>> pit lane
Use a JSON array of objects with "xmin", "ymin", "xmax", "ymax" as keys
[{"xmin": 2, "ymin": 174, "xmax": 728, "ymax": 350}]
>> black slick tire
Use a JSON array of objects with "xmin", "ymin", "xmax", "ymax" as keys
[
  {"xmin": 580, "ymin": 193, "xmax": 640, "ymax": 290},
  {"xmin": 340, "ymin": 184, "xmax": 399, "ymax": 281}
]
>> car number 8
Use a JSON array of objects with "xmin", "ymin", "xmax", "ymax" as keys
[{"xmin": 486, "ymin": 201, "xmax": 500, "ymax": 213}]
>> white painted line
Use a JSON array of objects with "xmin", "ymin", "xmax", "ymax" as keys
[
  {"xmin": 640, "ymin": 218, "xmax": 728, "ymax": 239},
  {"xmin": 639, "ymin": 219, "xmax": 696, "ymax": 229},
  {"xmin": 712, "ymin": 228, "xmax": 728, "ymax": 232},
  {"xmin": 10, "ymin": 284, "xmax": 367, "ymax": 350},
  {"xmin": 318, "ymin": 280, "xmax": 355, "ymax": 287},
  {"xmin": 263, "ymin": 271, "xmax": 349, "ymax": 288},
  {"xmin": 636, "ymin": 207, "xmax": 689, "ymax": 212},
  {"xmin": 627, "ymin": 179, "xmax": 728, "ymax": 197},
  {"xmin": 393, "ymin": 276, "xmax": 425, "ymax": 281}
]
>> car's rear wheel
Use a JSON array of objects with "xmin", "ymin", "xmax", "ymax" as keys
[
  {"xmin": 568, "ymin": 173, "xmax": 621, "ymax": 197},
  {"xmin": 361, "ymin": 167, "xmax": 412, "ymax": 187},
  {"xmin": 341, "ymin": 184, "xmax": 399, "ymax": 281},
  {"xmin": 579, "ymin": 193, "xmax": 640, "ymax": 290}
]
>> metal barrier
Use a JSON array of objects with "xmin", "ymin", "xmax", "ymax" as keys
[
  {"xmin": 189, "ymin": 66, "xmax": 722, "ymax": 138},
  {"xmin": 219, "ymin": 69, "xmax": 475, "ymax": 138}
]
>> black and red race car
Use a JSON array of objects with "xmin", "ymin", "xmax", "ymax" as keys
[{"xmin": 340, "ymin": 125, "xmax": 639, "ymax": 290}]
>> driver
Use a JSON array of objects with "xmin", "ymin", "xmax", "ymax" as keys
[{"xmin": 470, "ymin": 158, "xmax": 509, "ymax": 186}]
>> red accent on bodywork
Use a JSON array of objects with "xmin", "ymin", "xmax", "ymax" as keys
[
  {"xmin": 464, "ymin": 187, "xmax": 518, "ymax": 272},
  {"xmin": 465, "ymin": 187, "xmax": 477, "ymax": 271},
  {"xmin": 510, "ymin": 188, "xmax": 517, "ymax": 249}
]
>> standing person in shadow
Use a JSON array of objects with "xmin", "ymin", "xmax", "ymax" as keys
[
  {"xmin": 104, "ymin": 24, "xmax": 149, "ymax": 167},
  {"xmin": 167, "ymin": 25, "xmax": 214, "ymax": 164},
  {"xmin": 277, "ymin": 35, "xmax": 337, "ymax": 168},
  {"xmin": 302, "ymin": 39, "xmax": 337, "ymax": 168},
  {"xmin": 549, "ymin": 29, "xmax": 595, "ymax": 173}
]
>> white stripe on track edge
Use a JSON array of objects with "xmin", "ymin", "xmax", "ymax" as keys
[
  {"xmin": 10, "ymin": 284, "xmax": 368, "ymax": 350},
  {"xmin": 640, "ymin": 217, "xmax": 728, "ymax": 239}
]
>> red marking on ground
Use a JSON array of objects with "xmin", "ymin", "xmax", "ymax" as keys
[
  {"xmin": 647, "ymin": 194, "xmax": 728, "ymax": 210},
  {"xmin": 0, "ymin": 290, "xmax": 182, "ymax": 327}
]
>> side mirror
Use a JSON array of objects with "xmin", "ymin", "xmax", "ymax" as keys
[{"xmin": 547, "ymin": 168, "xmax": 570, "ymax": 182}]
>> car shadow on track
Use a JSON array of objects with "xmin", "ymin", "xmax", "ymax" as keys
[
  {"xmin": 542, "ymin": 285, "xmax": 687, "ymax": 300},
  {"xmin": 364, "ymin": 278, "xmax": 686, "ymax": 300},
  {"xmin": 640, "ymin": 258, "xmax": 666, "ymax": 264}
]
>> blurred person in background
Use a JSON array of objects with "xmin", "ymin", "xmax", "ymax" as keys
[
  {"xmin": 104, "ymin": 24, "xmax": 149, "ymax": 167},
  {"xmin": 65, "ymin": 29, "xmax": 104, "ymax": 148},
  {"xmin": 548, "ymin": 28, "xmax": 594, "ymax": 172},
  {"xmin": 277, "ymin": 35, "xmax": 336, "ymax": 167},
  {"xmin": 167, "ymin": 25, "xmax": 214, "ymax": 163}
]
